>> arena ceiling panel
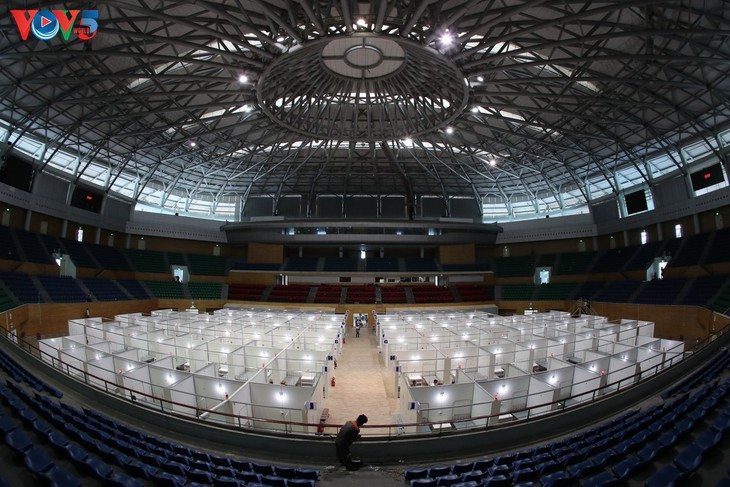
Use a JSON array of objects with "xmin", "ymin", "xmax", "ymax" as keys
[{"xmin": 0, "ymin": 1, "xmax": 728, "ymax": 220}]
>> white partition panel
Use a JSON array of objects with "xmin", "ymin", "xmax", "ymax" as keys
[
  {"xmin": 229, "ymin": 383, "xmax": 253, "ymax": 427},
  {"xmin": 59, "ymin": 347, "xmax": 87, "ymax": 378},
  {"xmin": 607, "ymin": 357, "xmax": 638, "ymax": 390},
  {"xmin": 169, "ymin": 376, "xmax": 197, "ymax": 417},
  {"xmin": 526, "ymin": 377, "xmax": 554, "ymax": 416},
  {"xmin": 571, "ymin": 367, "xmax": 601, "ymax": 403},
  {"xmin": 249, "ymin": 382, "xmax": 311, "ymax": 433},
  {"xmin": 121, "ymin": 366, "xmax": 153, "ymax": 404},
  {"xmin": 638, "ymin": 348, "xmax": 664, "ymax": 378},
  {"xmin": 39, "ymin": 338, "xmax": 63, "ymax": 367},
  {"xmin": 86, "ymin": 356, "xmax": 115, "ymax": 389},
  {"xmin": 470, "ymin": 383, "xmax": 493, "ymax": 427}
]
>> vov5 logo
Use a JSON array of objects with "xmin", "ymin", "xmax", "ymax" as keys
[{"xmin": 10, "ymin": 10, "xmax": 98, "ymax": 41}]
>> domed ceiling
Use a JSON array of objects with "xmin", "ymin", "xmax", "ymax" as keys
[{"xmin": 0, "ymin": 1, "xmax": 728, "ymax": 220}]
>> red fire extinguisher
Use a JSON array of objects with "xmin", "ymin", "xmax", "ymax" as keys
[
  {"xmin": 343, "ymin": 337, "xmax": 346, "ymax": 344},
  {"xmin": 331, "ymin": 376, "xmax": 336, "ymax": 387}
]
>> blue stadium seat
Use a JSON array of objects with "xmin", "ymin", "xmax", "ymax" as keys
[
  {"xmin": 451, "ymin": 462, "xmax": 473, "ymax": 475},
  {"xmin": 81, "ymin": 455, "xmax": 115, "ymax": 481},
  {"xmin": 451, "ymin": 481, "xmax": 479, "ymax": 487},
  {"xmin": 287, "ymin": 479, "xmax": 315, "ymax": 487},
  {"xmin": 274, "ymin": 465, "xmax": 296, "ymax": 479},
  {"xmin": 581, "ymin": 470, "xmax": 619, "ymax": 487},
  {"xmin": 644, "ymin": 464, "xmax": 686, "ymax": 487},
  {"xmin": 435, "ymin": 474, "xmax": 460, "ymax": 486},
  {"xmin": 461, "ymin": 470, "xmax": 488, "ymax": 483},
  {"xmin": 428, "ymin": 465, "xmax": 451, "ymax": 478},
  {"xmin": 110, "ymin": 471, "xmax": 144, "ymax": 487},
  {"xmin": 482, "ymin": 475, "xmax": 511, "ymax": 486},
  {"xmin": 23, "ymin": 446, "xmax": 54, "ymax": 476},
  {"xmin": 42, "ymin": 465, "xmax": 82, "ymax": 487},
  {"xmin": 673, "ymin": 444, "xmax": 704, "ymax": 475},
  {"xmin": 411, "ymin": 479, "xmax": 438, "ymax": 487},
  {"xmin": 5, "ymin": 429, "xmax": 34, "ymax": 456},
  {"xmin": 212, "ymin": 476, "xmax": 242, "ymax": 487},
  {"xmin": 126, "ymin": 460, "xmax": 158, "ymax": 480},
  {"xmin": 405, "ymin": 468, "xmax": 430, "ymax": 481},
  {"xmin": 539, "ymin": 471, "xmax": 573, "ymax": 487},
  {"xmin": 151, "ymin": 471, "xmax": 187, "ymax": 487},
  {"xmin": 260, "ymin": 475, "xmax": 287, "ymax": 487},
  {"xmin": 294, "ymin": 467, "xmax": 319, "ymax": 480},
  {"xmin": 611, "ymin": 456, "xmax": 643, "ymax": 480}
]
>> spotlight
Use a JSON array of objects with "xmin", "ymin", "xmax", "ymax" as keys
[{"xmin": 238, "ymin": 74, "xmax": 249, "ymax": 84}]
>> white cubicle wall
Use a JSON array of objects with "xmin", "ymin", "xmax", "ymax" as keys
[
  {"xmin": 121, "ymin": 365, "xmax": 153, "ymax": 404},
  {"xmin": 169, "ymin": 375, "xmax": 198, "ymax": 417},
  {"xmin": 249, "ymin": 381, "xmax": 314, "ymax": 433},
  {"xmin": 392, "ymin": 310, "xmax": 682, "ymax": 425}
]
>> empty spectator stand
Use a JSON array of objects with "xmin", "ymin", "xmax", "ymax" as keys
[
  {"xmin": 633, "ymin": 278, "xmax": 689, "ymax": 305},
  {"xmin": 230, "ymin": 261, "xmax": 282, "ymax": 271},
  {"xmin": 228, "ymin": 283, "xmax": 267, "ymax": 301},
  {"xmin": 454, "ymin": 284, "xmax": 494, "ymax": 302},
  {"xmin": 167, "ymin": 251, "xmax": 187, "ymax": 268},
  {"xmin": 0, "ymin": 286, "xmax": 15, "ymax": 311},
  {"xmin": 441, "ymin": 262, "xmax": 492, "ymax": 273},
  {"xmin": 125, "ymin": 249, "xmax": 168, "ymax": 274},
  {"xmin": 117, "ymin": 279, "xmax": 152, "ymax": 300},
  {"xmin": 0, "ymin": 272, "xmax": 42, "ymax": 303},
  {"xmin": 12, "ymin": 229, "xmax": 52, "ymax": 264},
  {"xmin": 84, "ymin": 244, "xmax": 132, "ymax": 271},
  {"xmin": 552, "ymin": 251, "xmax": 597, "ymax": 276},
  {"xmin": 593, "ymin": 280, "xmax": 642, "ymax": 303},
  {"xmin": 186, "ymin": 254, "xmax": 228, "ymax": 276},
  {"xmin": 57, "ymin": 238, "xmax": 99, "ymax": 269},
  {"xmin": 704, "ymin": 227, "xmax": 730, "ymax": 265},
  {"xmin": 590, "ymin": 246, "xmax": 639, "ymax": 274},
  {"xmin": 187, "ymin": 282, "xmax": 224, "ymax": 300},
  {"xmin": 0, "ymin": 225, "xmax": 19, "ymax": 261},
  {"xmin": 81, "ymin": 278, "xmax": 129, "ymax": 302},
  {"xmin": 499, "ymin": 283, "xmax": 536, "ymax": 301},
  {"xmin": 669, "ymin": 233, "xmax": 711, "ymax": 267},
  {"xmin": 411, "ymin": 285, "xmax": 454, "ymax": 303},
  {"xmin": 345, "ymin": 285, "xmax": 377, "ymax": 303},
  {"xmin": 680, "ymin": 276, "xmax": 729, "ymax": 307},
  {"xmin": 144, "ymin": 280, "xmax": 186, "ymax": 299},
  {"xmin": 39, "ymin": 234, "xmax": 62, "ymax": 257},
  {"xmin": 534, "ymin": 282, "xmax": 579, "ymax": 301},
  {"xmin": 709, "ymin": 282, "xmax": 730, "ymax": 314},
  {"xmin": 268, "ymin": 285, "xmax": 310, "ymax": 302},
  {"xmin": 535, "ymin": 253, "xmax": 558, "ymax": 268},
  {"xmin": 313, "ymin": 285, "xmax": 342, "ymax": 304},
  {"xmin": 572, "ymin": 281, "xmax": 606, "ymax": 302},
  {"xmin": 380, "ymin": 286, "xmax": 408, "ymax": 303},
  {"xmin": 36, "ymin": 275, "xmax": 88, "ymax": 303},
  {"xmin": 365, "ymin": 258, "xmax": 400, "ymax": 273},
  {"xmin": 624, "ymin": 241, "xmax": 665, "ymax": 271},
  {"xmin": 494, "ymin": 255, "xmax": 536, "ymax": 278}
]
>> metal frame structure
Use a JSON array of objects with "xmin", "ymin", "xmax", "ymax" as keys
[{"xmin": 0, "ymin": 1, "xmax": 729, "ymax": 221}]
